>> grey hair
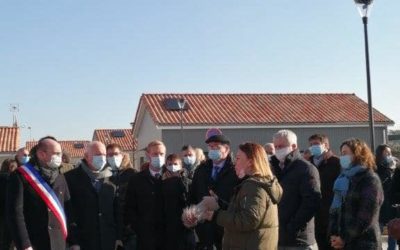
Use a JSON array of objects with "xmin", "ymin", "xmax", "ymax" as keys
[
  {"xmin": 85, "ymin": 141, "xmax": 105, "ymax": 155},
  {"xmin": 273, "ymin": 129, "xmax": 297, "ymax": 146}
]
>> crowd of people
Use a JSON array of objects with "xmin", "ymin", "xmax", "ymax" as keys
[{"xmin": 0, "ymin": 128, "xmax": 399, "ymax": 250}]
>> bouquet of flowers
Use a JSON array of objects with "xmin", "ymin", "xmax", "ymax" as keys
[
  {"xmin": 182, "ymin": 202, "xmax": 207, "ymax": 228},
  {"xmin": 182, "ymin": 196, "xmax": 220, "ymax": 228}
]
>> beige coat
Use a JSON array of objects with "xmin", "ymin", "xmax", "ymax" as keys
[{"xmin": 216, "ymin": 176, "xmax": 282, "ymax": 250}]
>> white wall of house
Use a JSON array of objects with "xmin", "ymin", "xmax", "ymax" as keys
[
  {"xmin": 0, "ymin": 153, "xmax": 16, "ymax": 165},
  {"xmin": 134, "ymin": 110, "xmax": 162, "ymax": 168}
]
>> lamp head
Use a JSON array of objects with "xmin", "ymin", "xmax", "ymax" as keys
[{"xmin": 354, "ymin": 0, "xmax": 374, "ymax": 18}]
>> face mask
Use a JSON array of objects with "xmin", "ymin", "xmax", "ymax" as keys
[
  {"xmin": 47, "ymin": 154, "xmax": 62, "ymax": 169},
  {"xmin": 167, "ymin": 163, "xmax": 182, "ymax": 173},
  {"xmin": 183, "ymin": 155, "xmax": 196, "ymax": 166},
  {"xmin": 92, "ymin": 155, "xmax": 107, "ymax": 172},
  {"xmin": 20, "ymin": 156, "xmax": 30, "ymax": 165},
  {"xmin": 340, "ymin": 155, "xmax": 352, "ymax": 169},
  {"xmin": 107, "ymin": 155, "xmax": 123, "ymax": 170},
  {"xmin": 208, "ymin": 149, "xmax": 222, "ymax": 161},
  {"xmin": 309, "ymin": 145, "xmax": 324, "ymax": 157},
  {"xmin": 275, "ymin": 147, "xmax": 292, "ymax": 162},
  {"xmin": 151, "ymin": 156, "xmax": 165, "ymax": 169},
  {"xmin": 385, "ymin": 156, "xmax": 394, "ymax": 165}
]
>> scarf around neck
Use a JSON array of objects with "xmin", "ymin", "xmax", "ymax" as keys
[{"xmin": 330, "ymin": 165, "xmax": 365, "ymax": 211}]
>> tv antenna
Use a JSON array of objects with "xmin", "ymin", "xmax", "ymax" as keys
[{"xmin": 9, "ymin": 103, "xmax": 19, "ymax": 127}]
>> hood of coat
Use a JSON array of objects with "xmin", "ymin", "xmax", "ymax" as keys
[{"xmin": 244, "ymin": 176, "xmax": 283, "ymax": 205}]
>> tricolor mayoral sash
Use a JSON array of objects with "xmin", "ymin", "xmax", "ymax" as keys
[{"xmin": 17, "ymin": 163, "xmax": 68, "ymax": 239}]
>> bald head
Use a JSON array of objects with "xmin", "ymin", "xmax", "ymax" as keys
[
  {"xmin": 36, "ymin": 138, "xmax": 62, "ymax": 167},
  {"xmin": 16, "ymin": 147, "xmax": 30, "ymax": 165},
  {"xmin": 85, "ymin": 141, "xmax": 106, "ymax": 171}
]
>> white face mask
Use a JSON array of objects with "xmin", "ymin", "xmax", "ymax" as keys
[
  {"xmin": 92, "ymin": 155, "xmax": 107, "ymax": 172},
  {"xmin": 183, "ymin": 155, "xmax": 196, "ymax": 166},
  {"xmin": 47, "ymin": 154, "xmax": 62, "ymax": 169},
  {"xmin": 107, "ymin": 155, "xmax": 123, "ymax": 170},
  {"xmin": 167, "ymin": 163, "xmax": 182, "ymax": 173},
  {"xmin": 275, "ymin": 147, "xmax": 292, "ymax": 162}
]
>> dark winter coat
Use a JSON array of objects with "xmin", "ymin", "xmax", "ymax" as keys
[
  {"xmin": 309, "ymin": 152, "xmax": 341, "ymax": 250},
  {"xmin": 162, "ymin": 174, "xmax": 194, "ymax": 250},
  {"xmin": 0, "ymin": 173, "xmax": 12, "ymax": 249},
  {"xmin": 124, "ymin": 168, "xmax": 165, "ymax": 250},
  {"xmin": 328, "ymin": 168, "xmax": 383, "ymax": 250},
  {"xmin": 110, "ymin": 168, "xmax": 137, "ymax": 241},
  {"xmin": 270, "ymin": 150, "xmax": 321, "ymax": 247},
  {"xmin": 189, "ymin": 156, "xmax": 239, "ymax": 249},
  {"xmin": 376, "ymin": 162, "xmax": 396, "ymax": 224},
  {"xmin": 6, "ymin": 169, "xmax": 71, "ymax": 250},
  {"xmin": 65, "ymin": 163, "xmax": 120, "ymax": 250},
  {"xmin": 216, "ymin": 175, "xmax": 282, "ymax": 250}
]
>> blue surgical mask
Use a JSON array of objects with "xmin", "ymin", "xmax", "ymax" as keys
[
  {"xmin": 309, "ymin": 145, "xmax": 324, "ymax": 157},
  {"xmin": 385, "ymin": 156, "xmax": 394, "ymax": 165},
  {"xmin": 151, "ymin": 156, "xmax": 165, "ymax": 169},
  {"xmin": 208, "ymin": 149, "xmax": 222, "ymax": 161},
  {"xmin": 340, "ymin": 155, "xmax": 352, "ymax": 169},
  {"xmin": 20, "ymin": 156, "xmax": 30, "ymax": 165},
  {"xmin": 183, "ymin": 155, "xmax": 196, "ymax": 166},
  {"xmin": 92, "ymin": 155, "xmax": 106, "ymax": 172}
]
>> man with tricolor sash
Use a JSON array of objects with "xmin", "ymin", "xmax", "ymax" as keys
[{"xmin": 6, "ymin": 136, "xmax": 73, "ymax": 250}]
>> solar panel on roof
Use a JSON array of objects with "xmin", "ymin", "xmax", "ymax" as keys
[
  {"xmin": 111, "ymin": 130, "xmax": 125, "ymax": 138},
  {"xmin": 74, "ymin": 143, "xmax": 85, "ymax": 149},
  {"xmin": 164, "ymin": 98, "xmax": 188, "ymax": 111}
]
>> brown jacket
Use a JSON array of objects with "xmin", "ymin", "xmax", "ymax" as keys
[{"xmin": 216, "ymin": 175, "xmax": 282, "ymax": 250}]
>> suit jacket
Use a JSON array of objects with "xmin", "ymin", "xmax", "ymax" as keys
[
  {"xmin": 6, "ymin": 169, "xmax": 70, "ymax": 250},
  {"xmin": 125, "ymin": 168, "xmax": 164, "ymax": 250},
  {"xmin": 65, "ymin": 164, "xmax": 120, "ymax": 250},
  {"xmin": 189, "ymin": 156, "xmax": 239, "ymax": 247}
]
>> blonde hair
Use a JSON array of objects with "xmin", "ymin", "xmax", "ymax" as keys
[
  {"xmin": 195, "ymin": 148, "xmax": 206, "ymax": 163},
  {"xmin": 146, "ymin": 140, "xmax": 166, "ymax": 152},
  {"xmin": 239, "ymin": 142, "xmax": 273, "ymax": 178},
  {"xmin": 120, "ymin": 153, "xmax": 134, "ymax": 170}
]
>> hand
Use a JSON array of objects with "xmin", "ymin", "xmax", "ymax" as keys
[
  {"xmin": 182, "ymin": 206, "xmax": 199, "ymax": 228},
  {"xmin": 204, "ymin": 210, "xmax": 214, "ymax": 221},
  {"xmin": 201, "ymin": 196, "xmax": 219, "ymax": 211},
  {"xmin": 114, "ymin": 240, "xmax": 123, "ymax": 250},
  {"xmin": 70, "ymin": 245, "xmax": 81, "ymax": 250},
  {"xmin": 162, "ymin": 171, "xmax": 173, "ymax": 180},
  {"xmin": 330, "ymin": 235, "xmax": 345, "ymax": 249},
  {"xmin": 24, "ymin": 247, "xmax": 33, "ymax": 250}
]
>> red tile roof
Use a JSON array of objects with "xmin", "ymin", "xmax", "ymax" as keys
[
  {"xmin": 92, "ymin": 129, "xmax": 136, "ymax": 151},
  {"xmin": 0, "ymin": 126, "xmax": 20, "ymax": 153},
  {"xmin": 26, "ymin": 140, "xmax": 90, "ymax": 158},
  {"xmin": 137, "ymin": 93, "xmax": 393, "ymax": 126}
]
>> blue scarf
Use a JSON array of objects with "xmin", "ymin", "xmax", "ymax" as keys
[{"xmin": 330, "ymin": 165, "xmax": 365, "ymax": 211}]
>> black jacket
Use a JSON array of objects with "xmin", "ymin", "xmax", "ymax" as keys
[
  {"xmin": 0, "ymin": 173, "xmax": 12, "ymax": 249},
  {"xmin": 65, "ymin": 164, "xmax": 120, "ymax": 250},
  {"xmin": 125, "ymin": 168, "xmax": 164, "ymax": 250},
  {"xmin": 376, "ymin": 162, "xmax": 396, "ymax": 224},
  {"xmin": 162, "ymin": 174, "xmax": 193, "ymax": 250},
  {"xmin": 189, "ymin": 156, "xmax": 239, "ymax": 248},
  {"xmin": 310, "ymin": 153, "xmax": 341, "ymax": 250},
  {"xmin": 271, "ymin": 150, "xmax": 321, "ymax": 247},
  {"xmin": 6, "ymin": 169, "xmax": 71, "ymax": 250},
  {"xmin": 110, "ymin": 168, "xmax": 137, "ymax": 240}
]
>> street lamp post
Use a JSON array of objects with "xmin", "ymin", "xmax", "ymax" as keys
[
  {"xmin": 177, "ymin": 98, "xmax": 186, "ymax": 146},
  {"xmin": 354, "ymin": 0, "xmax": 375, "ymax": 151}
]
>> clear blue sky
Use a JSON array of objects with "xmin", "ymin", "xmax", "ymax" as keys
[{"xmin": 1, "ymin": 1, "xmax": 399, "ymax": 147}]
